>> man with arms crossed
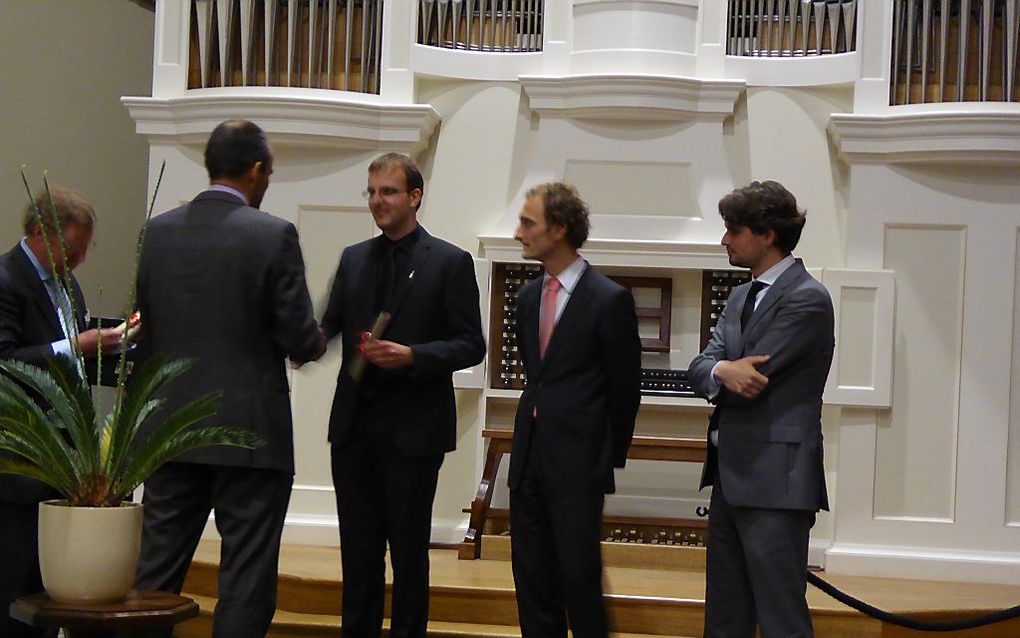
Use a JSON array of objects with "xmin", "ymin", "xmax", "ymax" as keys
[
  {"xmin": 320, "ymin": 153, "xmax": 485, "ymax": 638},
  {"xmin": 509, "ymin": 182, "xmax": 642, "ymax": 638},
  {"xmin": 0, "ymin": 188, "xmax": 123, "ymax": 638},
  {"xmin": 132, "ymin": 120, "xmax": 325, "ymax": 637},
  {"xmin": 689, "ymin": 181, "xmax": 834, "ymax": 638}
]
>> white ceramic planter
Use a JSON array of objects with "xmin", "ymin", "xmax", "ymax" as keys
[{"xmin": 38, "ymin": 500, "xmax": 143, "ymax": 603}]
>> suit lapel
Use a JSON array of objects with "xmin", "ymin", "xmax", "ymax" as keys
[
  {"xmin": 742, "ymin": 259, "xmax": 808, "ymax": 337},
  {"xmin": 519, "ymin": 279, "xmax": 542, "ymax": 375},
  {"xmin": 357, "ymin": 241, "xmax": 383, "ymax": 331},
  {"xmin": 538, "ymin": 265, "xmax": 592, "ymax": 373},
  {"xmin": 10, "ymin": 246, "xmax": 63, "ymax": 337}
]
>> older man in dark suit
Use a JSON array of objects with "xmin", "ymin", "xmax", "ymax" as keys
[
  {"xmin": 320, "ymin": 153, "xmax": 485, "ymax": 638},
  {"xmin": 508, "ymin": 182, "xmax": 642, "ymax": 638},
  {"xmin": 132, "ymin": 120, "xmax": 325, "ymax": 637},
  {"xmin": 0, "ymin": 187, "xmax": 123, "ymax": 638},
  {"xmin": 689, "ymin": 181, "xmax": 834, "ymax": 638}
]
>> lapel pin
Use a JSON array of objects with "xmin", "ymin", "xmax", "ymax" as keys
[{"xmin": 408, "ymin": 270, "xmax": 415, "ymax": 279}]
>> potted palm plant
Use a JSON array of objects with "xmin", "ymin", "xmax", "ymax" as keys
[{"xmin": 0, "ymin": 170, "xmax": 260, "ymax": 604}]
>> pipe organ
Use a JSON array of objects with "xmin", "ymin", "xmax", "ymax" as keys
[
  {"xmin": 417, "ymin": 0, "xmax": 544, "ymax": 52},
  {"xmin": 726, "ymin": 0, "xmax": 859, "ymax": 57},
  {"xmin": 188, "ymin": 0, "xmax": 384, "ymax": 93},
  {"xmin": 890, "ymin": 0, "xmax": 1019, "ymax": 104}
]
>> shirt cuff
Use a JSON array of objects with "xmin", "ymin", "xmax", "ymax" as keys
[
  {"xmin": 707, "ymin": 361, "xmax": 723, "ymax": 400},
  {"xmin": 51, "ymin": 338, "xmax": 74, "ymax": 359}
]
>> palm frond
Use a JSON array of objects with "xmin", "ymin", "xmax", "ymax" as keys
[
  {"xmin": 0, "ymin": 454, "xmax": 67, "ymax": 494},
  {"xmin": 0, "ymin": 383, "xmax": 81, "ymax": 490},
  {"xmin": 113, "ymin": 391, "xmax": 228, "ymax": 496},
  {"xmin": 118, "ymin": 426, "xmax": 262, "ymax": 497},
  {"xmin": 0, "ymin": 359, "xmax": 97, "ymax": 473}
]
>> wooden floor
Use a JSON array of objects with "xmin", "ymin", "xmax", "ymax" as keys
[{"xmin": 176, "ymin": 538, "xmax": 1020, "ymax": 638}]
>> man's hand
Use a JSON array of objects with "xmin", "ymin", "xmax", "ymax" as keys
[
  {"xmin": 290, "ymin": 327, "xmax": 327, "ymax": 369},
  {"xmin": 361, "ymin": 337, "xmax": 414, "ymax": 370},
  {"xmin": 715, "ymin": 355, "xmax": 770, "ymax": 399},
  {"xmin": 74, "ymin": 327, "xmax": 124, "ymax": 358}
]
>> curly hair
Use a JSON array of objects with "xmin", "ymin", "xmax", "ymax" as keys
[
  {"xmin": 718, "ymin": 180, "xmax": 806, "ymax": 253},
  {"xmin": 526, "ymin": 182, "xmax": 590, "ymax": 250}
]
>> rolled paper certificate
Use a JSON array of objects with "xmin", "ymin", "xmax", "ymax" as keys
[{"xmin": 349, "ymin": 311, "xmax": 392, "ymax": 382}]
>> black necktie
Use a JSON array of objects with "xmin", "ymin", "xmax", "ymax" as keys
[{"xmin": 740, "ymin": 280, "xmax": 766, "ymax": 332}]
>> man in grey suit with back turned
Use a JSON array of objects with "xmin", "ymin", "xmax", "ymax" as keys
[
  {"xmin": 132, "ymin": 120, "xmax": 325, "ymax": 637},
  {"xmin": 689, "ymin": 181, "xmax": 834, "ymax": 638}
]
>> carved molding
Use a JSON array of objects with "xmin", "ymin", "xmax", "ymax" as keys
[
  {"xmin": 479, "ymin": 234, "xmax": 731, "ymax": 270},
  {"xmin": 122, "ymin": 90, "xmax": 441, "ymax": 155},
  {"xmin": 829, "ymin": 109, "xmax": 1020, "ymax": 165},
  {"xmin": 520, "ymin": 74, "xmax": 745, "ymax": 121}
]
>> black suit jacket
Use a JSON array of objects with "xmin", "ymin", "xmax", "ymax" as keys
[
  {"xmin": 508, "ymin": 263, "xmax": 642, "ymax": 499},
  {"xmin": 689, "ymin": 259, "xmax": 833, "ymax": 511},
  {"xmin": 135, "ymin": 190, "xmax": 322, "ymax": 473},
  {"xmin": 320, "ymin": 227, "xmax": 485, "ymax": 457},
  {"xmin": 0, "ymin": 243, "xmax": 88, "ymax": 505}
]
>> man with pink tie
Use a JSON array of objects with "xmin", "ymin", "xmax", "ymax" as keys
[{"xmin": 508, "ymin": 182, "xmax": 642, "ymax": 638}]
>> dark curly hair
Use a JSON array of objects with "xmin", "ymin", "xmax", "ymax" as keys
[
  {"xmin": 526, "ymin": 182, "xmax": 590, "ymax": 250},
  {"xmin": 718, "ymin": 180, "xmax": 806, "ymax": 253}
]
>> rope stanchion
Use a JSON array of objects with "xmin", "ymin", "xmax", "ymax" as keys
[{"xmin": 807, "ymin": 571, "xmax": 1020, "ymax": 632}]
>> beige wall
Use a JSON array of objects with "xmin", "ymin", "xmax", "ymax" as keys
[{"xmin": 0, "ymin": 0, "xmax": 154, "ymax": 314}]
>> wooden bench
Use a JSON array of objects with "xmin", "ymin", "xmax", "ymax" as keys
[{"xmin": 458, "ymin": 428, "xmax": 708, "ymax": 559}]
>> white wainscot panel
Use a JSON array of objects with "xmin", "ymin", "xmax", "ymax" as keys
[
  {"xmin": 874, "ymin": 226, "xmax": 965, "ymax": 522},
  {"xmin": 822, "ymin": 269, "xmax": 895, "ymax": 408}
]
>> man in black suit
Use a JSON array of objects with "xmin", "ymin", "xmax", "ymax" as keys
[
  {"xmin": 132, "ymin": 120, "xmax": 325, "ymax": 637},
  {"xmin": 508, "ymin": 182, "xmax": 642, "ymax": 638},
  {"xmin": 320, "ymin": 153, "xmax": 485, "ymax": 638},
  {"xmin": 689, "ymin": 181, "xmax": 834, "ymax": 638},
  {"xmin": 0, "ymin": 187, "xmax": 124, "ymax": 638}
]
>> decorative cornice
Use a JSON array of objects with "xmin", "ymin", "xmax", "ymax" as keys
[
  {"xmin": 479, "ymin": 234, "xmax": 731, "ymax": 270},
  {"xmin": 829, "ymin": 109, "xmax": 1020, "ymax": 165},
  {"xmin": 519, "ymin": 74, "xmax": 745, "ymax": 122},
  {"xmin": 122, "ymin": 90, "xmax": 441, "ymax": 155}
]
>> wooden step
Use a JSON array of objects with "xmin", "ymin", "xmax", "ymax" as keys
[
  {"xmin": 175, "ymin": 593, "xmax": 696, "ymax": 638},
  {"xmin": 479, "ymin": 534, "xmax": 707, "ymax": 570},
  {"xmin": 181, "ymin": 541, "xmax": 1020, "ymax": 638}
]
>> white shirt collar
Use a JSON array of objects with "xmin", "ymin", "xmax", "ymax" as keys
[
  {"xmin": 755, "ymin": 254, "xmax": 796, "ymax": 287},
  {"xmin": 544, "ymin": 255, "xmax": 586, "ymax": 293},
  {"xmin": 20, "ymin": 237, "xmax": 52, "ymax": 282}
]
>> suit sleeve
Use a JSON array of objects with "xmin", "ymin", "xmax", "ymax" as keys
[
  {"xmin": 266, "ymin": 223, "xmax": 324, "ymax": 363},
  {"xmin": 0, "ymin": 271, "xmax": 54, "ymax": 368},
  {"xmin": 744, "ymin": 284, "xmax": 834, "ymax": 382},
  {"xmin": 408, "ymin": 251, "xmax": 486, "ymax": 379},
  {"xmin": 688, "ymin": 288, "xmax": 735, "ymax": 400},
  {"xmin": 320, "ymin": 249, "xmax": 347, "ymax": 342},
  {"xmin": 600, "ymin": 286, "xmax": 642, "ymax": 467}
]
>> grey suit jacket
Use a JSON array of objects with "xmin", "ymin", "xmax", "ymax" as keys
[
  {"xmin": 689, "ymin": 259, "xmax": 833, "ymax": 511},
  {"xmin": 135, "ymin": 190, "xmax": 322, "ymax": 473}
]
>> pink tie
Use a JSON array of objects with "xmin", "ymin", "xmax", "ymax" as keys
[{"xmin": 539, "ymin": 277, "xmax": 562, "ymax": 359}]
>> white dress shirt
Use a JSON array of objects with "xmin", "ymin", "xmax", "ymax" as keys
[{"xmin": 540, "ymin": 255, "xmax": 586, "ymax": 327}]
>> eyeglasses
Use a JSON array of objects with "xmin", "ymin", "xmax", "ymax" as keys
[{"xmin": 362, "ymin": 187, "xmax": 412, "ymax": 200}]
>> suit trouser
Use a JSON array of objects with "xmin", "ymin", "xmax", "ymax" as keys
[
  {"xmin": 509, "ymin": 423, "xmax": 608, "ymax": 638},
  {"xmin": 704, "ymin": 473, "xmax": 815, "ymax": 638},
  {"xmin": 131, "ymin": 461, "xmax": 293, "ymax": 638},
  {"xmin": 0, "ymin": 503, "xmax": 58, "ymax": 638},
  {"xmin": 331, "ymin": 431, "xmax": 444, "ymax": 638}
]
